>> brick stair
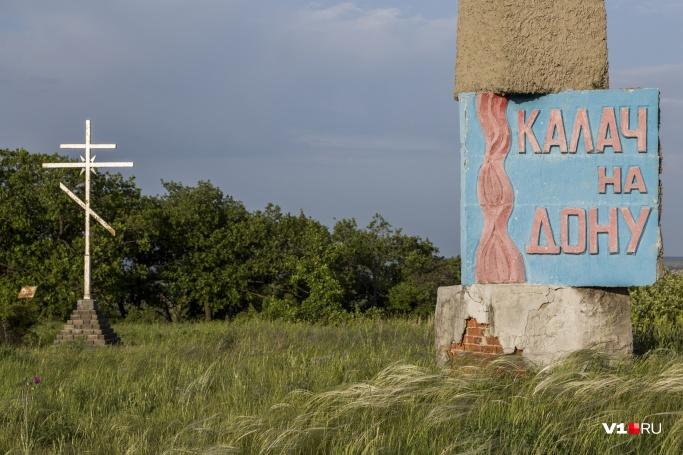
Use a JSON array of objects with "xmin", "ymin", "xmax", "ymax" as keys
[{"xmin": 54, "ymin": 300, "xmax": 120, "ymax": 346}]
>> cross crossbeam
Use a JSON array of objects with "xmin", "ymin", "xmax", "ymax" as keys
[
  {"xmin": 59, "ymin": 183, "xmax": 116, "ymax": 236},
  {"xmin": 41, "ymin": 120, "xmax": 134, "ymax": 300},
  {"xmin": 60, "ymin": 143, "xmax": 116, "ymax": 149},
  {"xmin": 43, "ymin": 162, "xmax": 134, "ymax": 169}
]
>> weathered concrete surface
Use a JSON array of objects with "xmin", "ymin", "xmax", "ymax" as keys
[
  {"xmin": 454, "ymin": 0, "xmax": 609, "ymax": 97},
  {"xmin": 435, "ymin": 285, "xmax": 632, "ymax": 366}
]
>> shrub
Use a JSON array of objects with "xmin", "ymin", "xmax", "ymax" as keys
[
  {"xmin": 0, "ymin": 296, "xmax": 39, "ymax": 345},
  {"xmin": 630, "ymin": 272, "xmax": 683, "ymax": 353},
  {"xmin": 22, "ymin": 321, "xmax": 62, "ymax": 347},
  {"xmin": 124, "ymin": 305, "xmax": 167, "ymax": 323},
  {"xmin": 261, "ymin": 295, "xmax": 299, "ymax": 322}
]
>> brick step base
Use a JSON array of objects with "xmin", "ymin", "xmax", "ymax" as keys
[{"xmin": 54, "ymin": 300, "xmax": 120, "ymax": 346}]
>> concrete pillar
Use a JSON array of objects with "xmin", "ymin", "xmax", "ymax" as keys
[
  {"xmin": 455, "ymin": 0, "xmax": 609, "ymax": 97},
  {"xmin": 440, "ymin": 0, "xmax": 635, "ymax": 366}
]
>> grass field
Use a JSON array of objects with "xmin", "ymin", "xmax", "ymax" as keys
[{"xmin": 0, "ymin": 318, "xmax": 682, "ymax": 454}]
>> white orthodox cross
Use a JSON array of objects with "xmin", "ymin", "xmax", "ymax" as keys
[{"xmin": 42, "ymin": 120, "xmax": 133, "ymax": 301}]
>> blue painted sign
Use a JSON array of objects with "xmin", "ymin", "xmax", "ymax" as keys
[{"xmin": 460, "ymin": 89, "xmax": 660, "ymax": 286}]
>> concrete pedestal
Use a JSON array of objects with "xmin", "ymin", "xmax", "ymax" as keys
[
  {"xmin": 54, "ymin": 299, "xmax": 120, "ymax": 346},
  {"xmin": 454, "ymin": 0, "xmax": 609, "ymax": 96},
  {"xmin": 435, "ymin": 285, "xmax": 632, "ymax": 366}
]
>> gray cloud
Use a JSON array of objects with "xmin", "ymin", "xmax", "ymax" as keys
[
  {"xmin": 610, "ymin": 0, "xmax": 683, "ymax": 14},
  {"xmin": 1, "ymin": 1, "xmax": 681, "ymax": 257}
]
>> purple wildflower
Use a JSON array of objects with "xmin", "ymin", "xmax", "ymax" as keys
[{"xmin": 33, "ymin": 375, "xmax": 41, "ymax": 385}]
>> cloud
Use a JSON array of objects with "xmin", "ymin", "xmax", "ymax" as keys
[
  {"xmin": 613, "ymin": 63, "xmax": 683, "ymax": 82},
  {"xmin": 662, "ymin": 98, "xmax": 683, "ymax": 107},
  {"xmin": 259, "ymin": 3, "xmax": 459, "ymax": 162},
  {"xmin": 2, "ymin": 1, "xmax": 681, "ymax": 258},
  {"xmin": 292, "ymin": 130, "xmax": 450, "ymax": 159},
  {"xmin": 282, "ymin": 3, "xmax": 455, "ymax": 69},
  {"xmin": 612, "ymin": 64, "xmax": 683, "ymax": 105},
  {"xmin": 612, "ymin": 0, "xmax": 683, "ymax": 14}
]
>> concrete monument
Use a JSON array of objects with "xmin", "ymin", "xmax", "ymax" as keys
[
  {"xmin": 461, "ymin": 89, "xmax": 660, "ymax": 286},
  {"xmin": 437, "ymin": 0, "xmax": 657, "ymax": 365}
]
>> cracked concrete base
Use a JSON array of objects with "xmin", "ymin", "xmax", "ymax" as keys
[{"xmin": 435, "ymin": 284, "xmax": 633, "ymax": 366}]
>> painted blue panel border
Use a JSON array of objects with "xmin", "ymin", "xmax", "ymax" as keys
[{"xmin": 460, "ymin": 89, "xmax": 660, "ymax": 286}]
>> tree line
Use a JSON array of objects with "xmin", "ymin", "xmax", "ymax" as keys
[{"xmin": 0, "ymin": 149, "xmax": 459, "ymax": 326}]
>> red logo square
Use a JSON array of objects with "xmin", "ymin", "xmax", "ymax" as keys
[{"xmin": 628, "ymin": 422, "xmax": 640, "ymax": 435}]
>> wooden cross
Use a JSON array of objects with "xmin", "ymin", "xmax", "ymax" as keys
[{"xmin": 42, "ymin": 120, "xmax": 133, "ymax": 301}]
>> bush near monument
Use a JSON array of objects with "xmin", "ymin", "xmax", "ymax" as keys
[{"xmin": 631, "ymin": 272, "xmax": 683, "ymax": 353}]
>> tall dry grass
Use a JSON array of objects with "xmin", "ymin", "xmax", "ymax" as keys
[
  {"xmin": 216, "ymin": 351, "xmax": 683, "ymax": 454},
  {"xmin": 0, "ymin": 318, "xmax": 681, "ymax": 454}
]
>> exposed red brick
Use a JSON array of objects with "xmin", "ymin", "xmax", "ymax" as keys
[
  {"xmin": 464, "ymin": 335, "xmax": 482, "ymax": 344},
  {"xmin": 468, "ymin": 326, "xmax": 482, "ymax": 336},
  {"xmin": 452, "ymin": 318, "xmax": 504, "ymax": 357},
  {"xmin": 464, "ymin": 343, "xmax": 481, "ymax": 352}
]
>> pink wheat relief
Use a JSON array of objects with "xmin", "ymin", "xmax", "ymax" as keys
[{"xmin": 474, "ymin": 93, "xmax": 526, "ymax": 283}]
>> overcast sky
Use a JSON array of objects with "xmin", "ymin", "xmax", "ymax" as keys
[{"xmin": 1, "ymin": 0, "xmax": 681, "ymax": 257}]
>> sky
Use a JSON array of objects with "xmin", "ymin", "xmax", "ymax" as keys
[{"xmin": 0, "ymin": 0, "xmax": 681, "ymax": 257}]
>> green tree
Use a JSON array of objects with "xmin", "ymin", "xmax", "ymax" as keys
[
  {"xmin": 331, "ymin": 214, "xmax": 458, "ymax": 316},
  {"xmin": 631, "ymin": 272, "xmax": 683, "ymax": 352},
  {"xmin": 141, "ymin": 181, "xmax": 251, "ymax": 321},
  {"xmin": 1, "ymin": 149, "xmax": 462, "ymax": 329},
  {"xmin": 0, "ymin": 149, "xmax": 141, "ymax": 322}
]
